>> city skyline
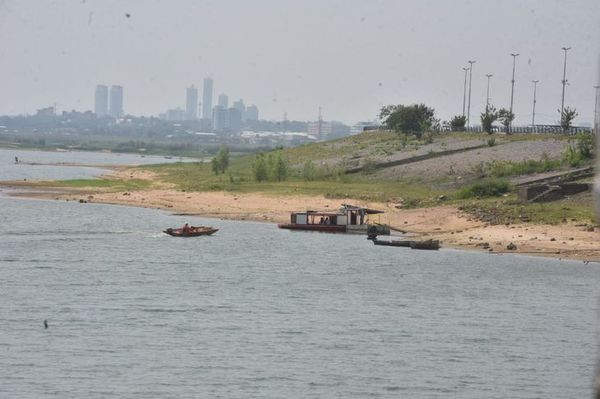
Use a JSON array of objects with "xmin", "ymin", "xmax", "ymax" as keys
[{"xmin": 1, "ymin": 1, "xmax": 599, "ymax": 125}]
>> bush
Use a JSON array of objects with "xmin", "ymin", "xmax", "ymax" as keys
[
  {"xmin": 450, "ymin": 115, "xmax": 466, "ymax": 131},
  {"xmin": 252, "ymin": 153, "xmax": 268, "ymax": 182},
  {"xmin": 456, "ymin": 179, "xmax": 511, "ymax": 199},
  {"xmin": 302, "ymin": 160, "xmax": 316, "ymax": 181}
]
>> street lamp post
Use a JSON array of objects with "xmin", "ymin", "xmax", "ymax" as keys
[
  {"xmin": 594, "ymin": 85, "xmax": 600, "ymax": 134},
  {"xmin": 531, "ymin": 80, "xmax": 539, "ymax": 127},
  {"xmin": 467, "ymin": 60, "xmax": 476, "ymax": 128},
  {"xmin": 462, "ymin": 67, "xmax": 469, "ymax": 117},
  {"xmin": 485, "ymin": 74, "xmax": 493, "ymax": 109},
  {"xmin": 560, "ymin": 47, "xmax": 571, "ymax": 117},
  {"xmin": 509, "ymin": 53, "xmax": 519, "ymax": 132}
]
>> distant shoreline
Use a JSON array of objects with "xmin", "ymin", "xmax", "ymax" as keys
[{"xmin": 2, "ymin": 169, "xmax": 599, "ymax": 263}]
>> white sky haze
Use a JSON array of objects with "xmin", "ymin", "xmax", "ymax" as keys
[{"xmin": 1, "ymin": 0, "xmax": 599, "ymax": 125}]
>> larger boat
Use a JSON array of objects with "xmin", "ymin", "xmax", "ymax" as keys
[{"xmin": 278, "ymin": 204, "xmax": 390, "ymax": 235}]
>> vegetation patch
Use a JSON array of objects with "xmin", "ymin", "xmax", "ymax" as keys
[
  {"xmin": 455, "ymin": 179, "xmax": 511, "ymax": 199},
  {"xmin": 459, "ymin": 194, "xmax": 595, "ymax": 225},
  {"xmin": 47, "ymin": 178, "xmax": 152, "ymax": 191}
]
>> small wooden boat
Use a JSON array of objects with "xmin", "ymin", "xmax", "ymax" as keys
[
  {"xmin": 372, "ymin": 239, "xmax": 412, "ymax": 247},
  {"xmin": 372, "ymin": 238, "xmax": 440, "ymax": 250},
  {"xmin": 409, "ymin": 239, "xmax": 440, "ymax": 250},
  {"xmin": 163, "ymin": 226, "xmax": 218, "ymax": 237}
]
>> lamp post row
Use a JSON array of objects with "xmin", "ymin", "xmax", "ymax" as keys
[{"xmin": 461, "ymin": 46, "xmax": 591, "ymax": 130}]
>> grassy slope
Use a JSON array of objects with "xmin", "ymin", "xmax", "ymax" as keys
[{"xmin": 51, "ymin": 131, "xmax": 595, "ymax": 224}]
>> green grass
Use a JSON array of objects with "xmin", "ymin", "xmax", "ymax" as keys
[
  {"xmin": 454, "ymin": 179, "xmax": 511, "ymax": 199},
  {"xmin": 45, "ymin": 178, "xmax": 152, "ymax": 191},
  {"xmin": 458, "ymin": 193, "xmax": 596, "ymax": 225},
  {"xmin": 483, "ymin": 158, "xmax": 563, "ymax": 178},
  {"xmin": 144, "ymin": 159, "xmax": 442, "ymax": 204}
]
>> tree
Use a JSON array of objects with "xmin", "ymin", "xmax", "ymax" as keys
[
  {"xmin": 497, "ymin": 108, "xmax": 514, "ymax": 133},
  {"xmin": 480, "ymin": 105, "xmax": 497, "ymax": 134},
  {"xmin": 211, "ymin": 145, "xmax": 230, "ymax": 174},
  {"xmin": 450, "ymin": 115, "xmax": 466, "ymax": 131},
  {"xmin": 559, "ymin": 107, "xmax": 578, "ymax": 131},
  {"xmin": 379, "ymin": 104, "xmax": 436, "ymax": 138},
  {"xmin": 252, "ymin": 153, "xmax": 268, "ymax": 182},
  {"xmin": 302, "ymin": 160, "xmax": 317, "ymax": 181},
  {"xmin": 273, "ymin": 153, "xmax": 289, "ymax": 181}
]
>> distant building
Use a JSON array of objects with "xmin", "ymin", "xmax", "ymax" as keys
[
  {"xmin": 185, "ymin": 85, "xmax": 198, "ymax": 120},
  {"xmin": 109, "ymin": 85, "xmax": 123, "ymax": 118},
  {"xmin": 245, "ymin": 104, "xmax": 259, "ymax": 121},
  {"xmin": 227, "ymin": 107, "xmax": 242, "ymax": 133},
  {"xmin": 350, "ymin": 121, "xmax": 377, "ymax": 135},
  {"xmin": 36, "ymin": 106, "xmax": 56, "ymax": 117},
  {"xmin": 166, "ymin": 107, "xmax": 185, "ymax": 121},
  {"xmin": 94, "ymin": 85, "xmax": 108, "ymax": 117},
  {"xmin": 307, "ymin": 120, "xmax": 332, "ymax": 139},
  {"xmin": 212, "ymin": 105, "xmax": 242, "ymax": 133},
  {"xmin": 233, "ymin": 99, "xmax": 245, "ymax": 121},
  {"xmin": 212, "ymin": 105, "xmax": 228, "ymax": 131},
  {"xmin": 202, "ymin": 77, "xmax": 213, "ymax": 120},
  {"xmin": 218, "ymin": 93, "xmax": 228, "ymax": 108}
]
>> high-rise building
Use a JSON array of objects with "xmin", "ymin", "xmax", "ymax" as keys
[
  {"xmin": 166, "ymin": 107, "xmax": 185, "ymax": 121},
  {"xmin": 185, "ymin": 85, "xmax": 198, "ymax": 120},
  {"xmin": 94, "ymin": 85, "xmax": 108, "ymax": 117},
  {"xmin": 233, "ymin": 99, "xmax": 245, "ymax": 121},
  {"xmin": 245, "ymin": 104, "xmax": 259, "ymax": 121},
  {"xmin": 202, "ymin": 77, "xmax": 213, "ymax": 120},
  {"xmin": 212, "ymin": 105, "xmax": 228, "ymax": 131},
  {"xmin": 218, "ymin": 93, "xmax": 228, "ymax": 108},
  {"xmin": 109, "ymin": 85, "xmax": 123, "ymax": 118},
  {"xmin": 227, "ymin": 107, "xmax": 242, "ymax": 133}
]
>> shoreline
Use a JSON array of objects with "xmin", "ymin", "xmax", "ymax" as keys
[{"xmin": 2, "ymin": 175, "xmax": 599, "ymax": 263}]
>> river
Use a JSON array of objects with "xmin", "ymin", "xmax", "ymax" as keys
[{"xmin": 1, "ymin": 150, "xmax": 599, "ymax": 398}]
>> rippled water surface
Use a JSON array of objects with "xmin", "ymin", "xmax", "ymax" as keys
[
  {"xmin": 0, "ymin": 148, "xmax": 191, "ymax": 180},
  {"xmin": 1, "ymin": 195, "xmax": 600, "ymax": 398}
]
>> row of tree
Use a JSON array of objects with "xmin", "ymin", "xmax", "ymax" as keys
[
  {"xmin": 211, "ymin": 145, "xmax": 290, "ymax": 182},
  {"xmin": 380, "ymin": 103, "xmax": 580, "ymax": 135}
]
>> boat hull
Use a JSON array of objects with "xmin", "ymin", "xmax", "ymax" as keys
[
  {"xmin": 277, "ymin": 224, "xmax": 346, "ymax": 233},
  {"xmin": 163, "ymin": 227, "xmax": 218, "ymax": 237}
]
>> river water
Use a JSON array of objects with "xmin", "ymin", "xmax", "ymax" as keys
[{"xmin": 1, "ymin": 151, "xmax": 600, "ymax": 398}]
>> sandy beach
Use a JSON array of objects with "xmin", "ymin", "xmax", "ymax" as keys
[{"xmin": 4, "ymin": 167, "xmax": 598, "ymax": 263}]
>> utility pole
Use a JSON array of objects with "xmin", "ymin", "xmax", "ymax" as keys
[
  {"xmin": 462, "ymin": 67, "xmax": 469, "ymax": 117},
  {"xmin": 467, "ymin": 60, "xmax": 476, "ymax": 128},
  {"xmin": 594, "ymin": 85, "xmax": 600, "ymax": 134},
  {"xmin": 531, "ymin": 80, "xmax": 539, "ymax": 127},
  {"xmin": 509, "ymin": 53, "xmax": 519, "ymax": 132},
  {"xmin": 485, "ymin": 74, "xmax": 493, "ymax": 109},
  {"xmin": 560, "ymin": 47, "xmax": 571, "ymax": 117}
]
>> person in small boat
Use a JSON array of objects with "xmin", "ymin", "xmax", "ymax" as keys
[
  {"xmin": 182, "ymin": 223, "xmax": 191, "ymax": 233},
  {"xmin": 319, "ymin": 216, "xmax": 324, "ymax": 224}
]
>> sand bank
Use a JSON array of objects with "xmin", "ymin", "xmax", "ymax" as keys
[{"xmin": 2, "ymin": 167, "xmax": 598, "ymax": 262}]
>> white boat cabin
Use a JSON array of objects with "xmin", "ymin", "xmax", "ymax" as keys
[{"xmin": 290, "ymin": 204, "xmax": 384, "ymax": 226}]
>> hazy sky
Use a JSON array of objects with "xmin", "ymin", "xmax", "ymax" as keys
[{"xmin": 1, "ymin": 0, "xmax": 599, "ymax": 125}]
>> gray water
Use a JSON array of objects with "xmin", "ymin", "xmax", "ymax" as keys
[
  {"xmin": 1, "ymin": 151, "xmax": 600, "ymax": 397},
  {"xmin": 1, "ymin": 197, "xmax": 599, "ymax": 398},
  {"xmin": 0, "ymin": 148, "xmax": 191, "ymax": 181}
]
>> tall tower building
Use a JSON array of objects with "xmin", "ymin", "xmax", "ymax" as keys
[
  {"xmin": 202, "ymin": 77, "xmax": 213, "ymax": 120},
  {"xmin": 94, "ymin": 85, "xmax": 108, "ymax": 117},
  {"xmin": 109, "ymin": 85, "xmax": 123, "ymax": 118},
  {"xmin": 246, "ymin": 104, "xmax": 259, "ymax": 121},
  {"xmin": 233, "ymin": 99, "xmax": 245, "ymax": 121},
  {"xmin": 185, "ymin": 85, "xmax": 198, "ymax": 120},
  {"xmin": 218, "ymin": 93, "xmax": 228, "ymax": 108}
]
